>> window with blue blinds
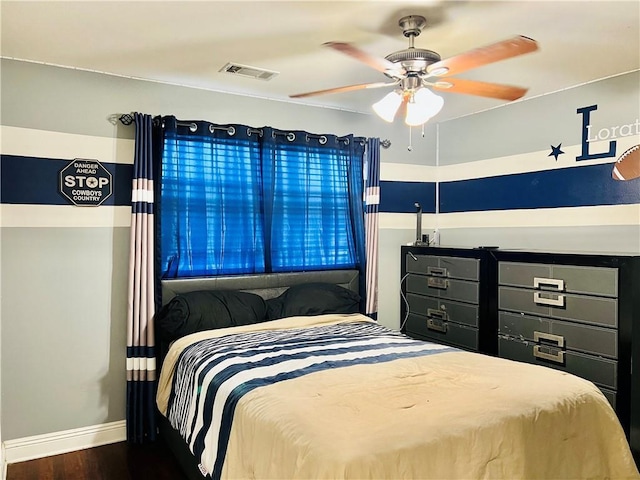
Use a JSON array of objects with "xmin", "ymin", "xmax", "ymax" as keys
[
  {"xmin": 158, "ymin": 118, "xmax": 366, "ymax": 279},
  {"xmin": 264, "ymin": 141, "xmax": 359, "ymax": 272}
]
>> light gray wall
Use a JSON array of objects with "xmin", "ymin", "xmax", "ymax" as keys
[
  {"xmin": 433, "ymin": 70, "xmax": 640, "ymax": 253},
  {"xmin": 1, "ymin": 228, "xmax": 129, "ymax": 435},
  {"xmin": 2, "ymin": 59, "xmax": 436, "ymax": 164},
  {"xmin": 438, "ymin": 71, "xmax": 639, "ymax": 165},
  {"xmin": 2, "ymin": 58, "xmax": 637, "ymax": 442},
  {"xmin": 0, "ymin": 58, "xmax": 425, "ymax": 440}
]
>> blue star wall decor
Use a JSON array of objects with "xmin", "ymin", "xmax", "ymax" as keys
[{"xmin": 549, "ymin": 143, "xmax": 565, "ymax": 161}]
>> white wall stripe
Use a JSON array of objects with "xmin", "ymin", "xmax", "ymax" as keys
[
  {"xmin": 380, "ymin": 213, "xmax": 438, "ymax": 230},
  {"xmin": 380, "ymin": 162, "xmax": 436, "ymax": 182},
  {"xmin": 1, "ymin": 126, "xmax": 134, "ymax": 165},
  {"xmin": 380, "ymin": 204, "xmax": 639, "ymax": 230},
  {"xmin": 0, "ymin": 205, "xmax": 132, "ymax": 228},
  {"xmin": 438, "ymin": 137, "xmax": 639, "ymax": 182}
]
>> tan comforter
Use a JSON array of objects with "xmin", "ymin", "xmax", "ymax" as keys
[{"xmin": 157, "ymin": 313, "xmax": 639, "ymax": 479}]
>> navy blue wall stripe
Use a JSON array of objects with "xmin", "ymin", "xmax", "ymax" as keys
[
  {"xmin": 4, "ymin": 155, "xmax": 637, "ymax": 214},
  {"xmin": 439, "ymin": 163, "xmax": 640, "ymax": 213},
  {"xmin": 379, "ymin": 181, "xmax": 436, "ymax": 213},
  {"xmin": 1, "ymin": 155, "xmax": 133, "ymax": 206}
]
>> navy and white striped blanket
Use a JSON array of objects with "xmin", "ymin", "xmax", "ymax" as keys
[{"xmin": 166, "ymin": 320, "xmax": 455, "ymax": 479}]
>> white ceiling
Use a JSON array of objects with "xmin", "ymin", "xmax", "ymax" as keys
[{"xmin": 2, "ymin": 0, "xmax": 639, "ymax": 123}]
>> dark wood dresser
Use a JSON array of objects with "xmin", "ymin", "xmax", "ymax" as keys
[{"xmin": 400, "ymin": 245, "xmax": 640, "ymax": 458}]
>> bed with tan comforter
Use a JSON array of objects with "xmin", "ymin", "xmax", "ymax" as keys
[{"xmin": 157, "ymin": 313, "xmax": 639, "ymax": 480}]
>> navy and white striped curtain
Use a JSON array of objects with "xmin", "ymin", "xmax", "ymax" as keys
[
  {"xmin": 365, "ymin": 138, "xmax": 381, "ymax": 317},
  {"xmin": 126, "ymin": 113, "xmax": 158, "ymax": 443}
]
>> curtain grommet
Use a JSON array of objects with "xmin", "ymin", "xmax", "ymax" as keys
[{"xmin": 287, "ymin": 132, "xmax": 295, "ymax": 142}]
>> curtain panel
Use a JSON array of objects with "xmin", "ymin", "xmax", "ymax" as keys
[
  {"xmin": 159, "ymin": 118, "xmax": 265, "ymax": 277},
  {"xmin": 260, "ymin": 127, "xmax": 366, "ymax": 274},
  {"xmin": 157, "ymin": 117, "xmax": 369, "ymax": 280},
  {"xmin": 364, "ymin": 138, "xmax": 381, "ymax": 317},
  {"xmin": 126, "ymin": 113, "xmax": 158, "ymax": 443}
]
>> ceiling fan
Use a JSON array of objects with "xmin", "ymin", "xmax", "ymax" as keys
[{"xmin": 290, "ymin": 15, "xmax": 539, "ymax": 125}]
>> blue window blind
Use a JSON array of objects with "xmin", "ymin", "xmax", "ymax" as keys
[
  {"xmin": 265, "ymin": 142, "xmax": 357, "ymax": 271},
  {"xmin": 158, "ymin": 119, "xmax": 365, "ymax": 279}
]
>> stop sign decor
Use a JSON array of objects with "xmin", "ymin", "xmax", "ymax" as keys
[{"xmin": 59, "ymin": 158, "xmax": 113, "ymax": 206}]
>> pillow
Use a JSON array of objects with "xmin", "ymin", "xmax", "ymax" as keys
[
  {"xmin": 156, "ymin": 290, "xmax": 267, "ymax": 341},
  {"xmin": 266, "ymin": 282, "xmax": 360, "ymax": 320}
]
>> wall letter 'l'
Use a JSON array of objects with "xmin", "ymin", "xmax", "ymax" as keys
[{"xmin": 576, "ymin": 105, "xmax": 616, "ymax": 161}]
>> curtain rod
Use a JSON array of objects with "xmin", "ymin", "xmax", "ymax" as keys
[{"xmin": 115, "ymin": 113, "xmax": 391, "ymax": 148}]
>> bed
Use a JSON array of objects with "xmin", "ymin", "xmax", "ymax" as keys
[{"xmin": 155, "ymin": 270, "xmax": 639, "ymax": 480}]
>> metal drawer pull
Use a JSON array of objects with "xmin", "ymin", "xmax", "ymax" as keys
[
  {"xmin": 427, "ymin": 277, "xmax": 448, "ymax": 289},
  {"xmin": 427, "ymin": 308, "xmax": 448, "ymax": 321},
  {"xmin": 533, "ymin": 291, "xmax": 565, "ymax": 307},
  {"xmin": 533, "ymin": 345, "xmax": 565, "ymax": 364},
  {"xmin": 533, "ymin": 277, "xmax": 565, "ymax": 291},
  {"xmin": 427, "ymin": 318, "xmax": 448, "ymax": 333},
  {"xmin": 427, "ymin": 267, "xmax": 447, "ymax": 277},
  {"xmin": 533, "ymin": 331, "xmax": 565, "ymax": 348}
]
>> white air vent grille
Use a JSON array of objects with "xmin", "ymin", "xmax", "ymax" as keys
[{"xmin": 219, "ymin": 63, "xmax": 279, "ymax": 81}]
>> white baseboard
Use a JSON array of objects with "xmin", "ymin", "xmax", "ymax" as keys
[{"xmin": 3, "ymin": 420, "xmax": 126, "ymax": 465}]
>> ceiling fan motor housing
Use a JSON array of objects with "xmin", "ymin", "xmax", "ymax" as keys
[
  {"xmin": 398, "ymin": 15, "xmax": 427, "ymax": 38},
  {"xmin": 385, "ymin": 48, "xmax": 442, "ymax": 75}
]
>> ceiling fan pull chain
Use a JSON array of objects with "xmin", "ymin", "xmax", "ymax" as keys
[{"xmin": 408, "ymin": 126, "xmax": 413, "ymax": 152}]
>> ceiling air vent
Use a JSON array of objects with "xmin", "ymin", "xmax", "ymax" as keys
[{"xmin": 219, "ymin": 63, "xmax": 279, "ymax": 81}]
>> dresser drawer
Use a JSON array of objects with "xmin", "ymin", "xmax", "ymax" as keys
[
  {"xmin": 406, "ymin": 313, "xmax": 478, "ymax": 351},
  {"xmin": 408, "ymin": 293, "xmax": 478, "ymax": 327},
  {"xmin": 498, "ymin": 337, "xmax": 617, "ymax": 390},
  {"xmin": 407, "ymin": 274, "xmax": 479, "ymax": 304},
  {"xmin": 600, "ymin": 387, "xmax": 616, "ymax": 410},
  {"xmin": 499, "ymin": 286, "xmax": 617, "ymax": 327},
  {"xmin": 406, "ymin": 255, "xmax": 479, "ymax": 281},
  {"xmin": 499, "ymin": 262, "xmax": 618, "ymax": 297},
  {"xmin": 499, "ymin": 311, "xmax": 617, "ymax": 358}
]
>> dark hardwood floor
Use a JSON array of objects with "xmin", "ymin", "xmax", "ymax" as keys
[
  {"xmin": 7, "ymin": 439, "xmax": 639, "ymax": 479},
  {"xmin": 6, "ymin": 440, "xmax": 188, "ymax": 480}
]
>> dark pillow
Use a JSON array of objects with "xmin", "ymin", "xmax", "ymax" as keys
[
  {"xmin": 266, "ymin": 282, "xmax": 360, "ymax": 320},
  {"xmin": 156, "ymin": 290, "xmax": 267, "ymax": 341}
]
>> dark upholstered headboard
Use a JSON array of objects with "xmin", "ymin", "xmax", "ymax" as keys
[
  {"xmin": 156, "ymin": 269, "xmax": 360, "ymax": 378},
  {"xmin": 161, "ymin": 269, "xmax": 360, "ymax": 305}
]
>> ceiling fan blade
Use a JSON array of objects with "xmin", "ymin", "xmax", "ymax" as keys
[
  {"xmin": 323, "ymin": 41, "xmax": 405, "ymax": 77},
  {"xmin": 290, "ymin": 81, "xmax": 397, "ymax": 99},
  {"xmin": 431, "ymin": 78, "xmax": 528, "ymax": 101},
  {"xmin": 427, "ymin": 36, "xmax": 538, "ymax": 77}
]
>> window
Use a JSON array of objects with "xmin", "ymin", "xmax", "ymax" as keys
[{"xmin": 158, "ymin": 119, "xmax": 365, "ymax": 279}]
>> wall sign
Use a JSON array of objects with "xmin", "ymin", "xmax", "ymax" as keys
[{"xmin": 59, "ymin": 158, "xmax": 112, "ymax": 206}]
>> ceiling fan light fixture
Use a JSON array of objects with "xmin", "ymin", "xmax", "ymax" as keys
[
  {"xmin": 372, "ymin": 90, "xmax": 403, "ymax": 122},
  {"xmin": 405, "ymin": 88, "xmax": 444, "ymax": 126}
]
